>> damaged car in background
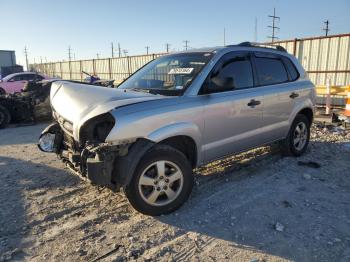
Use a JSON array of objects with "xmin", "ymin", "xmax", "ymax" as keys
[
  {"xmin": 0, "ymin": 80, "xmax": 54, "ymax": 128},
  {"xmin": 39, "ymin": 42, "xmax": 315, "ymax": 216}
]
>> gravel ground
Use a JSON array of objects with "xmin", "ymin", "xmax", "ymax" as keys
[{"xmin": 0, "ymin": 122, "xmax": 349, "ymax": 262}]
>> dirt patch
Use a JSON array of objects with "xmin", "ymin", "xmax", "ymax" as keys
[{"xmin": 0, "ymin": 123, "xmax": 349, "ymax": 262}]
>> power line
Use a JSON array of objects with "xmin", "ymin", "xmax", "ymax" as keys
[
  {"xmin": 145, "ymin": 46, "xmax": 150, "ymax": 55},
  {"xmin": 24, "ymin": 46, "xmax": 29, "ymax": 71},
  {"xmin": 165, "ymin": 43, "xmax": 171, "ymax": 53},
  {"xmin": 183, "ymin": 40, "xmax": 189, "ymax": 50},
  {"xmin": 68, "ymin": 45, "xmax": 72, "ymax": 61},
  {"xmin": 323, "ymin": 20, "xmax": 330, "ymax": 36},
  {"xmin": 223, "ymin": 27, "xmax": 226, "ymax": 46},
  {"xmin": 254, "ymin": 17, "xmax": 258, "ymax": 42},
  {"xmin": 267, "ymin": 8, "xmax": 280, "ymax": 42},
  {"xmin": 118, "ymin": 43, "xmax": 121, "ymax": 57}
]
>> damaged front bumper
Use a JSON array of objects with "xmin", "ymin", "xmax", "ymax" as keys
[{"xmin": 38, "ymin": 122, "xmax": 130, "ymax": 191}]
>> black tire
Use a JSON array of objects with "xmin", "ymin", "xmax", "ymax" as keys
[
  {"xmin": 0, "ymin": 88, "xmax": 5, "ymax": 95},
  {"xmin": 125, "ymin": 144, "xmax": 194, "ymax": 216},
  {"xmin": 280, "ymin": 114, "xmax": 310, "ymax": 156},
  {"xmin": 0, "ymin": 105, "xmax": 11, "ymax": 129}
]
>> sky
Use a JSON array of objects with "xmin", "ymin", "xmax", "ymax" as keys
[{"xmin": 0, "ymin": 0, "xmax": 349, "ymax": 68}]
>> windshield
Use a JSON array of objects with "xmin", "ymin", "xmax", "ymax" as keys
[{"xmin": 119, "ymin": 52, "xmax": 213, "ymax": 95}]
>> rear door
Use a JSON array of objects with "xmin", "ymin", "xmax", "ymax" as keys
[
  {"xmin": 252, "ymin": 52, "xmax": 300, "ymax": 142},
  {"xmin": 200, "ymin": 51, "xmax": 264, "ymax": 162}
]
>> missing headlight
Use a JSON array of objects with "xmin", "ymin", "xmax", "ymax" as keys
[{"xmin": 79, "ymin": 113, "xmax": 115, "ymax": 145}]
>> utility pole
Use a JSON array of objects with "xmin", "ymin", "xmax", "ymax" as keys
[
  {"xmin": 24, "ymin": 46, "xmax": 29, "ymax": 71},
  {"xmin": 96, "ymin": 53, "xmax": 100, "ymax": 59},
  {"xmin": 254, "ymin": 17, "xmax": 258, "ymax": 42},
  {"xmin": 123, "ymin": 49, "xmax": 128, "ymax": 56},
  {"xmin": 183, "ymin": 40, "xmax": 189, "ymax": 50},
  {"xmin": 165, "ymin": 43, "xmax": 171, "ymax": 53},
  {"xmin": 145, "ymin": 46, "xmax": 150, "ymax": 55},
  {"xmin": 68, "ymin": 45, "xmax": 72, "ymax": 61},
  {"xmin": 40, "ymin": 56, "xmax": 43, "ymax": 64},
  {"xmin": 323, "ymin": 20, "xmax": 330, "ymax": 36},
  {"xmin": 111, "ymin": 42, "xmax": 114, "ymax": 57},
  {"xmin": 267, "ymin": 8, "xmax": 280, "ymax": 42},
  {"xmin": 118, "ymin": 43, "xmax": 121, "ymax": 57},
  {"xmin": 223, "ymin": 27, "xmax": 226, "ymax": 46}
]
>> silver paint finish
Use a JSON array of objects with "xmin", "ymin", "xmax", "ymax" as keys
[{"xmin": 49, "ymin": 45, "xmax": 315, "ymax": 167}]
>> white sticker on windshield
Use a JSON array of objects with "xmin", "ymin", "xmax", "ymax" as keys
[{"xmin": 168, "ymin": 68, "xmax": 194, "ymax": 75}]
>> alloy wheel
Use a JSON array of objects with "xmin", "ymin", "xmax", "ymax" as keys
[
  {"xmin": 293, "ymin": 122, "xmax": 308, "ymax": 151},
  {"xmin": 138, "ymin": 160, "xmax": 184, "ymax": 206}
]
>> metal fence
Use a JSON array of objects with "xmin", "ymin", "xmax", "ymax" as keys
[
  {"xmin": 31, "ymin": 53, "xmax": 166, "ymax": 83},
  {"xmin": 268, "ymin": 33, "xmax": 350, "ymax": 86},
  {"xmin": 31, "ymin": 33, "xmax": 350, "ymax": 86}
]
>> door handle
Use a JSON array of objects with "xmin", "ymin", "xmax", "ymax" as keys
[
  {"xmin": 289, "ymin": 92, "xmax": 299, "ymax": 99},
  {"xmin": 247, "ymin": 99, "xmax": 261, "ymax": 107}
]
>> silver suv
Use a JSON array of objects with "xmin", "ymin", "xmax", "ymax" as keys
[{"xmin": 39, "ymin": 42, "xmax": 315, "ymax": 215}]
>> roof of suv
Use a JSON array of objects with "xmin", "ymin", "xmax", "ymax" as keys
[{"xmin": 176, "ymin": 42, "xmax": 288, "ymax": 55}]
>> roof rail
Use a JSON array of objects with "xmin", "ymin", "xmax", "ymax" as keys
[{"xmin": 235, "ymin": 42, "xmax": 287, "ymax": 52}]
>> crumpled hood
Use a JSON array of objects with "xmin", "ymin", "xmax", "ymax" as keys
[{"xmin": 50, "ymin": 81, "xmax": 164, "ymax": 139}]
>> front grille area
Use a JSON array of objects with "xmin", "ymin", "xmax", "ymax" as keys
[
  {"xmin": 62, "ymin": 131, "xmax": 77, "ymax": 150},
  {"xmin": 52, "ymin": 109, "xmax": 74, "ymax": 136}
]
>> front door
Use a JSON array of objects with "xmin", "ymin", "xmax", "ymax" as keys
[{"xmin": 200, "ymin": 51, "xmax": 264, "ymax": 162}]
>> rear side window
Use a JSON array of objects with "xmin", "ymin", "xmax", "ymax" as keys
[
  {"xmin": 282, "ymin": 57, "xmax": 299, "ymax": 81},
  {"xmin": 255, "ymin": 57, "xmax": 288, "ymax": 86}
]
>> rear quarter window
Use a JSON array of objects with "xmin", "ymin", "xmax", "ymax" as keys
[
  {"xmin": 255, "ymin": 57, "xmax": 288, "ymax": 86},
  {"xmin": 282, "ymin": 57, "xmax": 300, "ymax": 81}
]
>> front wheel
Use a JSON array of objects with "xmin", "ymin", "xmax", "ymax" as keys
[
  {"xmin": 125, "ymin": 145, "xmax": 194, "ymax": 216},
  {"xmin": 280, "ymin": 114, "xmax": 310, "ymax": 156}
]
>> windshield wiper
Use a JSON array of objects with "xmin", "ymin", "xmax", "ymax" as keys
[{"xmin": 128, "ymin": 88, "xmax": 151, "ymax": 93}]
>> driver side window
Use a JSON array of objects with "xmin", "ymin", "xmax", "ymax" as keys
[{"xmin": 203, "ymin": 52, "xmax": 254, "ymax": 94}]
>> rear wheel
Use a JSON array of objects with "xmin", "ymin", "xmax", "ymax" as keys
[
  {"xmin": 0, "ymin": 105, "xmax": 11, "ymax": 128},
  {"xmin": 281, "ymin": 114, "xmax": 310, "ymax": 156},
  {"xmin": 125, "ymin": 145, "xmax": 193, "ymax": 216}
]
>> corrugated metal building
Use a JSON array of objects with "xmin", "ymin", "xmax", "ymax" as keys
[{"xmin": 0, "ymin": 50, "xmax": 16, "ymax": 76}]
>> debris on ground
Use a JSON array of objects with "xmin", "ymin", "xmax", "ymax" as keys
[
  {"xmin": 298, "ymin": 161, "xmax": 321, "ymax": 168},
  {"xmin": 274, "ymin": 222, "xmax": 285, "ymax": 232},
  {"xmin": 0, "ymin": 123, "xmax": 349, "ymax": 261}
]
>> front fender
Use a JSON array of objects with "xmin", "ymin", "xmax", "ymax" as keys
[
  {"xmin": 147, "ymin": 122, "xmax": 202, "ymax": 164},
  {"xmin": 147, "ymin": 122, "xmax": 201, "ymax": 146}
]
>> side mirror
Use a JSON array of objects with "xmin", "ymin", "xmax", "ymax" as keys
[{"xmin": 205, "ymin": 76, "xmax": 235, "ymax": 94}]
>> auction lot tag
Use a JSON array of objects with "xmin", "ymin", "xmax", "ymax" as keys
[{"xmin": 168, "ymin": 68, "xmax": 194, "ymax": 74}]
